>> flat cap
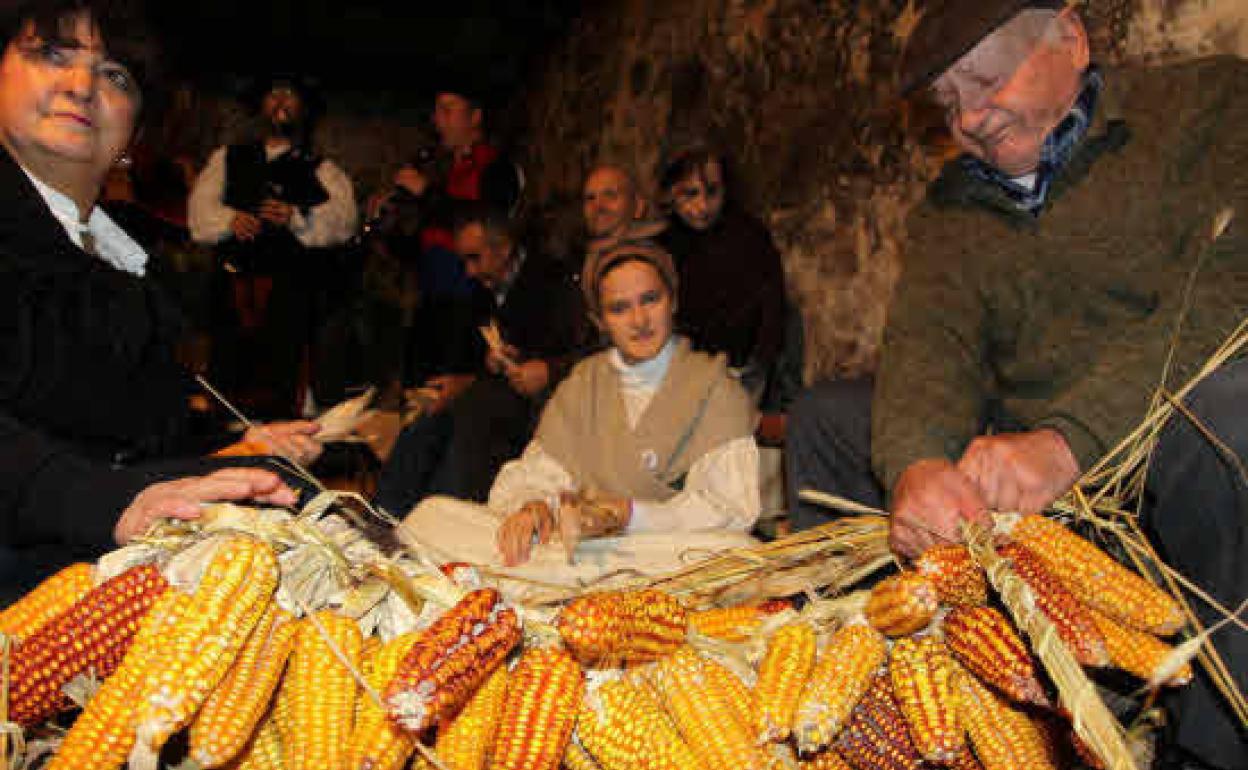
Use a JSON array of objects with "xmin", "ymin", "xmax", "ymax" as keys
[{"xmin": 899, "ymin": 0, "xmax": 1068, "ymax": 95}]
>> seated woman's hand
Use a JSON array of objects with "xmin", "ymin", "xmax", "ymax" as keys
[
  {"xmin": 244, "ymin": 421, "xmax": 324, "ymax": 465},
  {"xmin": 496, "ymin": 500, "xmax": 555, "ymax": 567}
]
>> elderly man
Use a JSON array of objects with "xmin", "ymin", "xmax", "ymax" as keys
[
  {"xmin": 582, "ymin": 163, "xmax": 647, "ymax": 244},
  {"xmin": 374, "ymin": 202, "xmax": 588, "ymax": 515},
  {"xmin": 865, "ymin": 2, "xmax": 1247, "ymax": 767}
]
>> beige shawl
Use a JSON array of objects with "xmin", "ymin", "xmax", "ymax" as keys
[{"xmin": 535, "ymin": 338, "xmax": 754, "ymax": 502}]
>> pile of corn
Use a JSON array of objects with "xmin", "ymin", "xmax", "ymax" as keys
[{"xmin": 0, "ymin": 510, "xmax": 1187, "ymax": 770}]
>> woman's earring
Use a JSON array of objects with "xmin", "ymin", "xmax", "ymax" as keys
[{"xmin": 114, "ymin": 151, "xmax": 133, "ymax": 169}]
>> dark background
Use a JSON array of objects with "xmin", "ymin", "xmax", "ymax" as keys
[{"xmin": 148, "ymin": 0, "xmax": 583, "ymax": 105}]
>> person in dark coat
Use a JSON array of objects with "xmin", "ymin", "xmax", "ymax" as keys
[{"xmin": 375, "ymin": 202, "xmax": 590, "ymax": 514}]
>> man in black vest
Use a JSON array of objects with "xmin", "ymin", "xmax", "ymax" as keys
[{"xmin": 189, "ymin": 77, "xmax": 357, "ymax": 419}]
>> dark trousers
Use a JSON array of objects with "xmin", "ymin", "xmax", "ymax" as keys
[
  {"xmin": 784, "ymin": 378, "xmax": 883, "ymax": 531},
  {"xmin": 374, "ymin": 377, "xmax": 539, "ymax": 516},
  {"xmin": 1146, "ymin": 357, "xmax": 1248, "ymax": 770}
]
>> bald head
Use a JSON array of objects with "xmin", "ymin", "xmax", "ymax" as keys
[{"xmin": 582, "ymin": 164, "xmax": 644, "ymax": 240}]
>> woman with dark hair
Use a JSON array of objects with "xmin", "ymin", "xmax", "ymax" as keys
[
  {"xmin": 0, "ymin": 0, "xmax": 308, "ymax": 597},
  {"xmin": 658, "ymin": 145, "xmax": 789, "ymax": 404},
  {"xmin": 399, "ymin": 233, "xmax": 760, "ymax": 596}
]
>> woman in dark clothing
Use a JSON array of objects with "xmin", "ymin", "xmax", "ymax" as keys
[
  {"xmin": 0, "ymin": 0, "xmax": 305, "ymax": 598},
  {"xmin": 657, "ymin": 146, "xmax": 788, "ymax": 404}
]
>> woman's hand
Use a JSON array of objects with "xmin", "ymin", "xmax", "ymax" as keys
[
  {"xmin": 495, "ymin": 500, "xmax": 555, "ymax": 567},
  {"xmin": 244, "ymin": 421, "xmax": 323, "ymax": 465},
  {"xmin": 114, "ymin": 468, "xmax": 297, "ymax": 544}
]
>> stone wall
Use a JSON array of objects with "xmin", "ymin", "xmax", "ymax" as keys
[{"xmin": 520, "ymin": 0, "xmax": 1248, "ymax": 382}]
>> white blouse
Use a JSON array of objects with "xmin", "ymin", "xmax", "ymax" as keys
[{"xmin": 488, "ymin": 339, "xmax": 761, "ymax": 533}]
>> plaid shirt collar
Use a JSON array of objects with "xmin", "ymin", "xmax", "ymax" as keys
[{"xmin": 959, "ymin": 66, "xmax": 1104, "ymax": 215}]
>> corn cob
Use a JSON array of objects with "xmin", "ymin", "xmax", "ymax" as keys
[
  {"xmin": 997, "ymin": 542, "xmax": 1110, "ymax": 667},
  {"xmin": 45, "ymin": 589, "xmax": 191, "ymax": 770},
  {"xmin": 942, "ymin": 605, "xmax": 1050, "ymax": 708},
  {"xmin": 348, "ymin": 631, "xmax": 422, "ymax": 770},
  {"xmin": 286, "ymin": 611, "xmax": 364, "ymax": 770},
  {"xmin": 228, "ymin": 713, "xmax": 286, "ymax": 770},
  {"xmin": 575, "ymin": 676, "xmax": 702, "ymax": 770},
  {"xmin": 833, "ymin": 670, "xmax": 924, "ymax": 770},
  {"xmin": 699, "ymin": 652, "xmax": 755, "ymax": 729},
  {"xmin": 793, "ymin": 621, "xmax": 888, "ymax": 754},
  {"xmin": 130, "ymin": 535, "xmax": 279, "ymax": 766},
  {"xmin": 653, "ymin": 646, "xmax": 773, "ymax": 770},
  {"xmin": 1000, "ymin": 513, "xmax": 1184, "ymax": 635},
  {"xmin": 865, "ymin": 573, "xmax": 939, "ymax": 637},
  {"xmin": 8, "ymin": 562, "xmax": 167, "ymax": 726},
  {"xmin": 436, "ymin": 662, "xmax": 511, "ymax": 770},
  {"xmin": 190, "ymin": 604, "xmax": 298, "ymax": 767},
  {"xmin": 491, "ymin": 646, "xmax": 585, "ymax": 770},
  {"xmin": 558, "ymin": 589, "xmax": 688, "ymax": 666},
  {"xmin": 0, "ymin": 561, "xmax": 93, "ymax": 641},
  {"xmin": 958, "ymin": 667, "xmax": 1059, "ymax": 770},
  {"xmin": 689, "ymin": 599, "xmax": 792, "ymax": 643},
  {"xmin": 1087, "ymin": 606, "xmax": 1192, "ymax": 686},
  {"xmin": 386, "ymin": 587, "xmax": 521, "ymax": 732},
  {"xmin": 754, "ymin": 621, "xmax": 818, "ymax": 742},
  {"xmin": 915, "ymin": 544, "xmax": 987, "ymax": 607},
  {"xmin": 562, "ymin": 737, "xmax": 603, "ymax": 770},
  {"xmin": 356, "ymin": 635, "xmax": 384, "ymax": 729},
  {"xmin": 945, "ymin": 746, "xmax": 987, "ymax": 770},
  {"xmin": 797, "ymin": 749, "xmax": 853, "ymax": 770},
  {"xmin": 888, "ymin": 635, "xmax": 965, "ymax": 762}
]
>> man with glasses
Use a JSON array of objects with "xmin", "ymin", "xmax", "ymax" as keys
[{"xmin": 802, "ymin": 2, "xmax": 1246, "ymax": 765}]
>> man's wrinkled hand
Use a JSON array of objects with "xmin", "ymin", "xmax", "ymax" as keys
[
  {"xmin": 114, "ymin": 468, "xmax": 297, "ymax": 544},
  {"xmin": 244, "ymin": 421, "xmax": 323, "ymax": 465},
  {"xmin": 889, "ymin": 458, "xmax": 988, "ymax": 558},
  {"xmin": 956, "ymin": 429, "xmax": 1080, "ymax": 515},
  {"xmin": 423, "ymin": 374, "xmax": 476, "ymax": 414},
  {"xmin": 495, "ymin": 500, "xmax": 555, "ymax": 567}
]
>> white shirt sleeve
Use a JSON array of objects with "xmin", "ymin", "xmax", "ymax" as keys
[
  {"xmin": 627, "ymin": 437, "xmax": 760, "ymax": 534},
  {"xmin": 487, "ymin": 440, "xmax": 576, "ymax": 516},
  {"xmin": 187, "ymin": 147, "xmax": 236, "ymax": 245},
  {"xmin": 288, "ymin": 159, "xmax": 358, "ymax": 248}
]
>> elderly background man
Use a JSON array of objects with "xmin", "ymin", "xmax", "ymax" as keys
[
  {"xmin": 582, "ymin": 163, "xmax": 647, "ymax": 245},
  {"xmin": 791, "ymin": 1, "xmax": 1247, "ymax": 766}
]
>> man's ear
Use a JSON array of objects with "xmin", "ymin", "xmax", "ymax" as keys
[
  {"xmin": 589, "ymin": 312, "xmax": 606, "ymax": 334},
  {"xmin": 632, "ymin": 195, "xmax": 647, "ymax": 220},
  {"xmin": 470, "ymin": 107, "xmax": 483, "ymax": 130},
  {"xmin": 1056, "ymin": 9, "xmax": 1090, "ymax": 71}
]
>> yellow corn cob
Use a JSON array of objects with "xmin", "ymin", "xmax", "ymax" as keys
[
  {"xmin": 998, "ymin": 542, "xmax": 1109, "ymax": 667},
  {"xmin": 348, "ymin": 630, "xmax": 422, "ymax": 770},
  {"xmin": 1002, "ymin": 513, "xmax": 1184, "ymax": 635},
  {"xmin": 287, "ymin": 610, "xmax": 364, "ymax": 770},
  {"xmin": 575, "ymin": 676, "xmax": 702, "ymax": 770},
  {"xmin": 688, "ymin": 599, "xmax": 792, "ymax": 643},
  {"xmin": 436, "ymin": 663, "xmax": 511, "ymax": 770},
  {"xmin": 653, "ymin": 647, "xmax": 773, "ymax": 770},
  {"xmin": 46, "ymin": 589, "xmax": 191, "ymax": 770},
  {"xmin": 1087, "ymin": 607, "xmax": 1193, "ymax": 686},
  {"xmin": 355, "ymin": 635, "xmax": 383, "ymax": 730},
  {"xmin": 229, "ymin": 714, "xmax": 286, "ymax": 770},
  {"xmin": 558, "ymin": 589, "xmax": 688, "ymax": 666},
  {"xmin": 915, "ymin": 544, "xmax": 987, "ymax": 607},
  {"xmin": 699, "ymin": 652, "xmax": 755, "ymax": 729},
  {"xmin": 754, "ymin": 621, "xmax": 818, "ymax": 742},
  {"xmin": 888, "ymin": 636, "xmax": 965, "ymax": 763},
  {"xmin": 833, "ymin": 670, "xmax": 925, "ymax": 770},
  {"xmin": 491, "ymin": 646, "xmax": 585, "ymax": 770},
  {"xmin": 0, "ymin": 561, "xmax": 93, "ymax": 641},
  {"xmin": 959, "ymin": 668, "xmax": 1058, "ymax": 770},
  {"xmin": 386, "ymin": 588, "xmax": 521, "ymax": 732},
  {"xmin": 272, "ymin": 644, "xmax": 299, "ymax": 759},
  {"xmin": 865, "ymin": 572, "xmax": 939, "ymax": 637},
  {"xmin": 8, "ymin": 562, "xmax": 167, "ymax": 726},
  {"xmin": 942, "ymin": 605, "xmax": 1050, "ymax": 708},
  {"xmin": 562, "ymin": 736, "xmax": 602, "ymax": 770},
  {"xmin": 130, "ymin": 535, "xmax": 279, "ymax": 766},
  {"xmin": 190, "ymin": 604, "xmax": 298, "ymax": 767},
  {"xmin": 793, "ymin": 621, "xmax": 888, "ymax": 754},
  {"xmin": 796, "ymin": 748, "xmax": 853, "ymax": 770}
]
